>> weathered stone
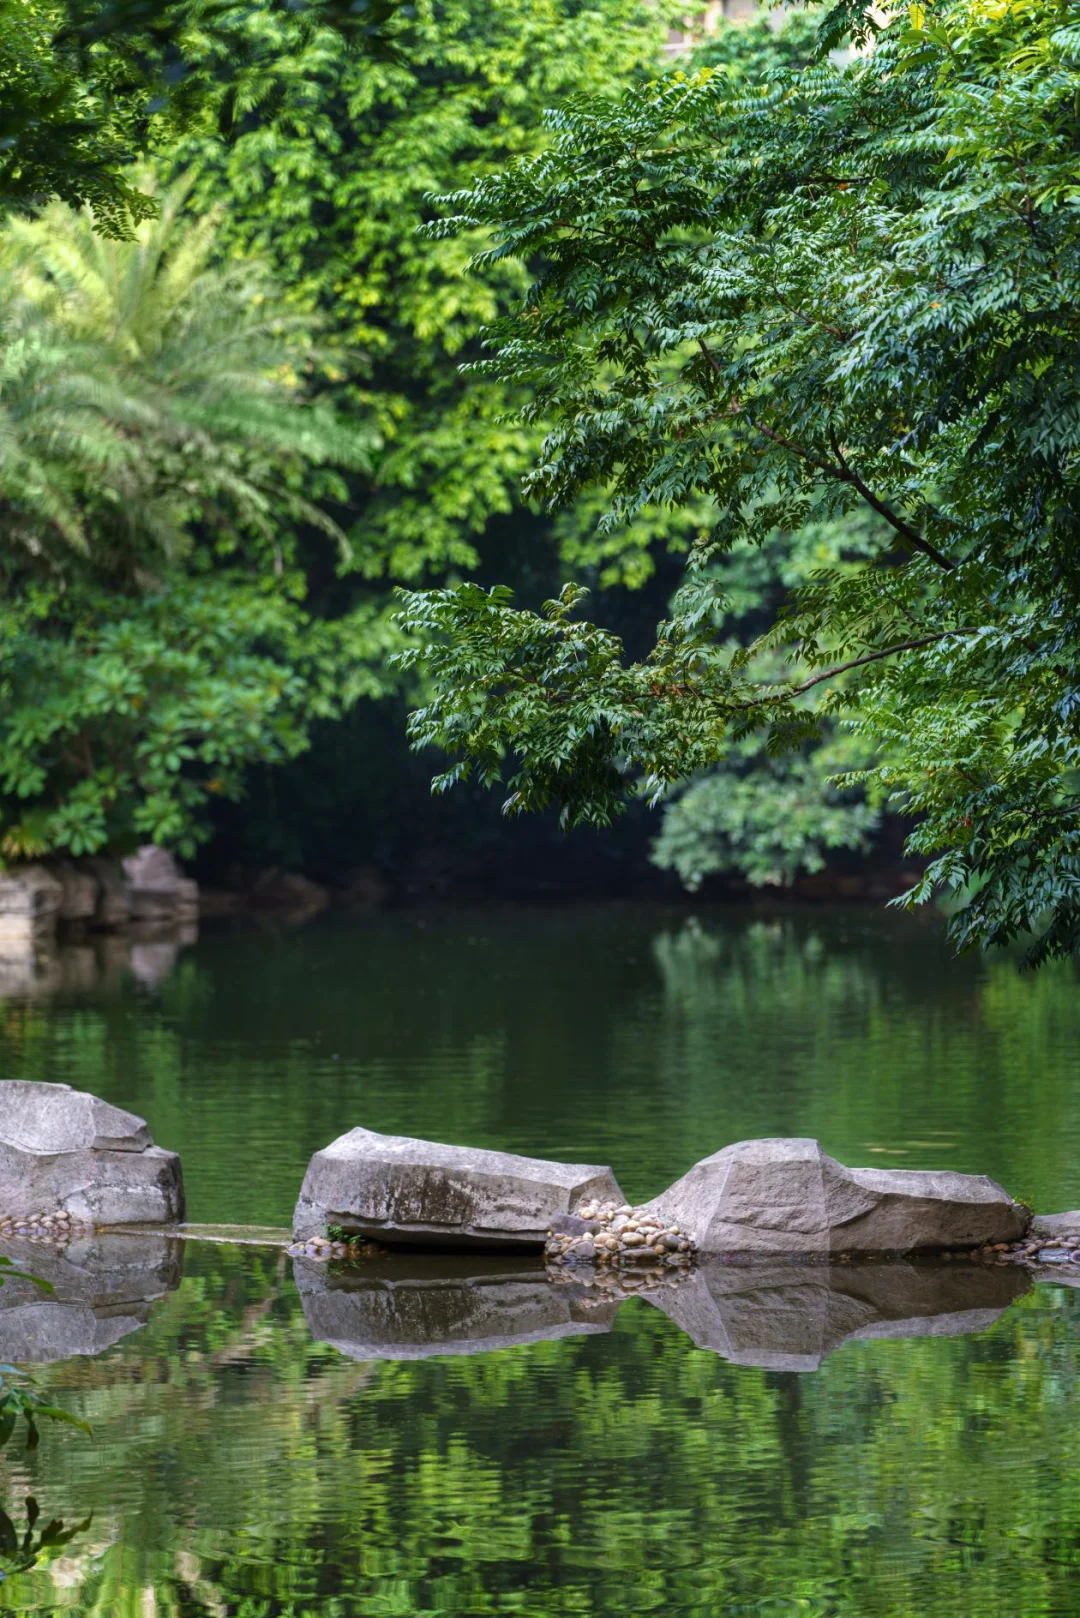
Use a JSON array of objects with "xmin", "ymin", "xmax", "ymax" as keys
[
  {"xmin": 640, "ymin": 1138, "xmax": 1029, "ymax": 1256},
  {"xmin": 644, "ymin": 1260, "xmax": 1030, "ymax": 1371},
  {"xmin": 250, "ymin": 868, "xmax": 329, "ymax": 913},
  {"xmin": 1031, "ymin": 1211, "xmax": 1080, "ymax": 1240},
  {"xmin": 293, "ymin": 1126, "xmax": 625, "ymax": 1248},
  {"xmin": 0, "ymin": 1232, "xmax": 182, "ymax": 1363},
  {"xmin": 122, "ymin": 846, "xmax": 199, "ymax": 923},
  {"xmin": 50, "ymin": 861, "xmax": 100, "ymax": 923},
  {"xmin": 296, "ymin": 1256, "xmax": 618, "ymax": 1360},
  {"xmin": 0, "ymin": 1081, "xmax": 184, "ymax": 1225},
  {"xmin": 86, "ymin": 858, "xmax": 132, "ymax": 928},
  {"xmin": 0, "ymin": 865, "xmax": 62, "ymax": 947}
]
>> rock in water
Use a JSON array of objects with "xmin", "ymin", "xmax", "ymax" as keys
[
  {"xmin": 1031, "ymin": 1211, "xmax": 1080, "ymax": 1242},
  {"xmin": 293, "ymin": 1126, "xmax": 625, "ymax": 1248},
  {"xmin": 122, "ymin": 846, "xmax": 198, "ymax": 923},
  {"xmin": 0, "ymin": 865, "xmax": 62, "ymax": 947},
  {"xmin": 639, "ymin": 1138, "xmax": 1029, "ymax": 1256},
  {"xmin": 0, "ymin": 1081, "xmax": 184, "ymax": 1226}
]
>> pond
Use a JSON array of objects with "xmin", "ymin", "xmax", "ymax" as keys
[{"xmin": 1, "ymin": 902, "xmax": 1079, "ymax": 1614}]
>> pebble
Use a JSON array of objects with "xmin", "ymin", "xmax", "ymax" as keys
[
  {"xmin": 545, "ymin": 1198, "xmax": 696, "ymax": 1271},
  {"xmin": 0, "ymin": 1209, "xmax": 92, "ymax": 1246}
]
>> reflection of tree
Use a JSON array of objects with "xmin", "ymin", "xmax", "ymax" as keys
[
  {"xmin": 7, "ymin": 1243, "xmax": 1080, "ymax": 1617},
  {"xmin": 0, "ymin": 1495, "xmax": 90, "ymax": 1583}
]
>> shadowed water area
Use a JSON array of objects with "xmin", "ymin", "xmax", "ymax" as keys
[{"xmin": 0, "ymin": 903, "xmax": 1079, "ymax": 1614}]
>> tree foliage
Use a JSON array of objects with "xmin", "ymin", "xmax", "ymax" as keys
[
  {"xmin": 174, "ymin": 0, "xmax": 673, "ymax": 584},
  {"xmin": 0, "ymin": 181, "xmax": 387, "ymax": 859},
  {"xmin": 400, "ymin": 0, "xmax": 1080, "ymax": 963},
  {"xmin": 0, "ymin": 0, "xmax": 406, "ymax": 234}
]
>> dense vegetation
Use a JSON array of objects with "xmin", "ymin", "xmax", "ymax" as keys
[
  {"xmin": 1, "ymin": 0, "xmax": 1078, "ymax": 951},
  {"xmin": 402, "ymin": 0, "xmax": 1080, "ymax": 959}
]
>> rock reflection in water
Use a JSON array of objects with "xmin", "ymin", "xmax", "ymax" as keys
[
  {"xmin": 296, "ymin": 1255, "xmax": 623, "ymax": 1360},
  {"xmin": 295, "ymin": 1252, "xmax": 1030, "ymax": 1368},
  {"xmin": 0, "ymin": 927, "xmax": 196, "ymax": 1000},
  {"xmin": 643, "ymin": 1258, "xmax": 1032, "ymax": 1370},
  {"xmin": 0, "ymin": 1233, "xmax": 183, "ymax": 1363}
]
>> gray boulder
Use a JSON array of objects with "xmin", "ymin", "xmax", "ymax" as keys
[
  {"xmin": 86, "ymin": 858, "xmax": 132, "ymax": 928},
  {"xmin": 293, "ymin": 1126, "xmax": 625, "ymax": 1248},
  {"xmin": 1031, "ymin": 1211, "xmax": 1080, "ymax": 1240},
  {"xmin": 0, "ymin": 1081, "xmax": 184, "ymax": 1225},
  {"xmin": 644, "ymin": 1259, "xmax": 1029, "ymax": 1371},
  {"xmin": 0, "ymin": 1232, "xmax": 182, "ymax": 1362},
  {"xmin": 51, "ymin": 862, "xmax": 100, "ymax": 923},
  {"xmin": 0, "ymin": 865, "xmax": 62, "ymax": 946},
  {"xmin": 296, "ymin": 1256, "xmax": 617, "ymax": 1360},
  {"xmin": 122, "ymin": 846, "xmax": 198, "ymax": 923},
  {"xmin": 640, "ymin": 1138, "xmax": 1029, "ymax": 1256}
]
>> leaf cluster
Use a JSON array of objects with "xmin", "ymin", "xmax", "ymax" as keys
[{"xmin": 400, "ymin": 0, "xmax": 1080, "ymax": 962}]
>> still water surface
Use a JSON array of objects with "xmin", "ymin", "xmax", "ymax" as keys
[{"xmin": 0, "ymin": 903, "xmax": 1078, "ymax": 1615}]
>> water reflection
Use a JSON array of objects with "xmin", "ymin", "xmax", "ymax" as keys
[
  {"xmin": 0, "ymin": 1235, "xmax": 182, "ymax": 1364},
  {"xmin": 645, "ymin": 1258, "xmax": 1031, "ymax": 1370},
  {"xmin": 297, "ymin": 1251, "xmax": 1033, "ymax": 1369},
  {"xmin": 0, "ymin": 927, "xmax": 196, "ymax": 1001}
]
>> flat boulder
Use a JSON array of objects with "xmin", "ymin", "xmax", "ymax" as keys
[
  {"xmin": 293, "ymin": 1126, "xmax": 625, "ymax": 1249},
  {"xmin": 0, "ymin": 1081, "xmax": 184, "ymax": 1226},
  {"xmin": 640, "ymin": 1138, "xmax": 1029, "ymax": 1256}
]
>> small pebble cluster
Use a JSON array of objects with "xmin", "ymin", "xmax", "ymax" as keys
[
  {"xmin": 287, "ymin": 1235, "xmax": 387, "ymax": 1261},
  {"xmin": 975, "ymin": 1233, "xmax": 1080, "ymax": 1269},
  {"xmin": 0, "ymin": 1210, "xmax": 92, "ymax": 1245},
  {"xmin": 544, "ymin": 1200, "xmax": 696, "ymax": 1269}
]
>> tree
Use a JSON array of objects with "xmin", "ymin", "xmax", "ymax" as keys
[
  {"xmin": 399, "ymin": 0, "xmax": 1080, "ymax": 964},
  {"xmin": 173, "ymin": 0, "xmax": 673, "ymax": 587},
  {"xmin": 0, "ymin": 180, "xmax": 388, "ymax": 858},
  {"xmin": 0, "ymin": 0, "xmax": 405, "ymax": 235}
]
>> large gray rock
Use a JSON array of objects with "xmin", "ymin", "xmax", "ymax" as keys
[
  {"xmin": 86, "ymin": 858, "xmax": 132, "ymax": 928},
  {"xmin": 644, "ymin": 1259, "xmax": 1030, "ymax": 1371},
  {"xmin": 0, "ymin": 1232, "xmax": 182, "ymax": 1362},
  {"xmin": 122, "ymin": 846, "xmax": 198, "ymax": 923},
  {"xmin": 0, "ymin": 865, "xmax": 62, "ymax": 946},
  {"xmin": 296, "ymin": 1256, "xmax": 618, "ymax": 1360},
  {"xmin": 0, "ymin": 1081, "xmax": 184, "ymax": 1225},
  {"xmin": 1032, "ymin": 1211, "xmax": 1080, "ymax": 1240},
  {"xmin": 50, "ymin": 862, "xmax": 100, "ymax": 923},
  {"xmin": 293, "ymin": 1127, "xmax": 625, "ymax": 1248},
  {"xmin": 640, "ymin": 1138, "xmax": 1029, "ymax": 1256}
]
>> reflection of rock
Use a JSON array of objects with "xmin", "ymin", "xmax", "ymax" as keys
[
  {"xmin": 0, "ymin": 1081, "xmax": 184, "ymax": 1225},
  {"xmin": 641, "ymin": 1138, "xmax": 1029, "ymax": 1256},
  {"xmin": 294, "ymin": 1126, "xmax": 626, "ymax": 1248},
  {"xmin": 296, "ymin": 1257, "xmax": 620, "ymax": 1359},
  {"xmin": 0, "ymin": 931, "xmax": 195, "ymax": 1000},
  {"xmin": 0, "ymin": 1232, "xmax": 183, "ymax": 1362},
  {"xmin": 642, "ymin": 1259, "xmax": 1030, "ymax": 1371}
]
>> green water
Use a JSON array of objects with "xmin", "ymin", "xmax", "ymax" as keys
[{"xmin": 1, "ymin": 903, "xmax": 1079, "ymax": 1615}]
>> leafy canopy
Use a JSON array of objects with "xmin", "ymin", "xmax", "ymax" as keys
[
  {"xmin": 0, "ymin": 181, "xmax": 388, "ymax": 859},
  {"xmin": 0, "ymin": 0, "xmax": 406, "ymax": 235},
  {"xmin": 399, "ymin": 0, "xmax": 1080, "ymax": 965},
  {"xmin": 175, "ymin": 0, "xmax": 673, "ymax": 584}
]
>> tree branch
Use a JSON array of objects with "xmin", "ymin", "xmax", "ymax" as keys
[
  {"xmin": 695, "ymin": 341, "xmax": 956, "ymax": 574},
  {"xmin": 827, "ymin": 426, "xmax": 955, "ymax": 572},
  {"xmin": 737, "ymin": 630, "xmax": 970, "ymax": 709}
]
